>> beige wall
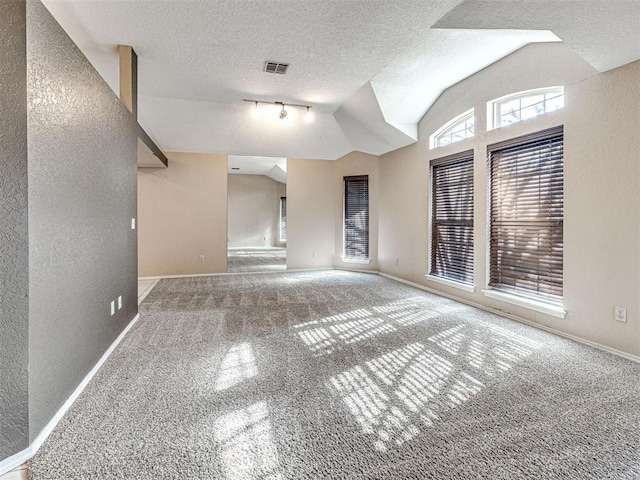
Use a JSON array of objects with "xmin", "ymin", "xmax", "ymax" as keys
[
  {"xmin": 379, "ymin": 42, "xmax": 640, "ymax": 356},
  {"xmin": 137, "ymin": 152, "xmax": 228, "ymax": 276},
  {"xmin": 227, "ymin": 174, "xmax": 284, "ymax": 248},
  {"xmin": 287, "ymin": 158, "xmax": 335, "ymax": 269},
  {"xmin": 335, "ymin": 151, "xmax": 379, "ymax": 271},
  {"xmin": 563, "ymin": 60, "xmax": 640, "ymax": 355}
]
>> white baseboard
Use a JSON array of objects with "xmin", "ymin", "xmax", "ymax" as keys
[
  {"xmin": 334, "ymin": 267, "xmax": 379, "ymax": 275},
  {"xmin": 0, "ymin": 313, "xmax": 141, "ymax": 478},
  {"xmin": 378, "ymin": 272, "xmax": 640, "ymax": 364},
  {"xmin": 138, "ymin": 267, "xmax": 333, "ymax": 280},
  {"xmin": 137, "ymin": 279, "xmax": 160, "ymax": 304},
  {"xmin": 0, "ymin": 448, "xmax": 31, "ymax": 478}
]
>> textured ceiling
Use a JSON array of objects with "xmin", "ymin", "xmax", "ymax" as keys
[{"xmin": 42, "ymin": 0, "xmax": 640, "ymax": 160}]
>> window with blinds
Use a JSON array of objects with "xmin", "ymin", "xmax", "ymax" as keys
[
  {"xmin": 279, "ymin": 197, "xmax": 286, "ymax": 242},
  {"xmin": 430, "ymin": 151, "xmax": 474, "ymax": 284},
  {"xmin": 488, "ymin": 126, "xmax": 564, "ymax": 302},
  {"xmin": 344, "ymin": 176, "xmax": 369, "ymax": 260}
]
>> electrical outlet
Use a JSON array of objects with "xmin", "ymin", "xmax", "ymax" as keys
[
  {"xmin": 117, "ymin": 296, "xmax": 123, "ymax": 310},
  {"xmin": 199, "ymin": 255, "xmax": 205, "ymax": 262},
  {"xmin": 615, "ymin": 306, "xmax": 627, "ymax": 323},
  {"xmin": 131, "ymin": 218, "xmax": 136, "ymax": 230},
  {"xmin": 312, "ymin": 251, "xmax": 318, "ymax": 258},
  {"xmin": 110, "ymin": 300, "xmax": 115, "ymax": 316}
]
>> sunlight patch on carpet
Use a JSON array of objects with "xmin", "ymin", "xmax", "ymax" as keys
[
  {"xmin": 215, "ymin": 343, "xmax": 257, "ymax": 392},
  {"xmin": 214, "ymin": 401, "xmax": 283, "ymax": 480},
  {"xmin": 329, "ymin": 323, "xmax": 543, "ymax": 451}
]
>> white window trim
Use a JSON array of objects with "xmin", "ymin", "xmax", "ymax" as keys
[
  {"xmin": 341, "ymin": 257, "xmax": 371, "ymax": 265},
  {"xmin": 426, "ymin": 274, "xmax": 475, "ymax": 293},
  {"xmin": 487, "ymin": 86, "xmax": 564, "ymax": 131},
  {"xmin": 429, "ymin": 108, "xmax": 474, "ymax": 150},
  {"xmin": 482, "ymin": 289, "xmax": 566, "ymax": 319}
]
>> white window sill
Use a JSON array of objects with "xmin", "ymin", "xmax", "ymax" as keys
[
  {"xmin": 425, "ymin": 274, "xmax": 475, "ymax": 293},
  {"xmin": 482, "ymin": 289, "xmax": 566, "ymax": 319},
  {"xmin": 341, "ymin": 257, "xmax": 371, "ymax": 265}
]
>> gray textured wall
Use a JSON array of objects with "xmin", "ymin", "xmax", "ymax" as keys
[
  {"xmin": 27, "ymin": 0, "xmax": 138, "ymax": 438},
  {"xmin": 0, "ymin": 0, "xmax": 30, "ymax": 461}
]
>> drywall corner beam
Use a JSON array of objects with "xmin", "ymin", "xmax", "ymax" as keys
[
  {"xmin": 119, "ymin": 45, "xmax": 137, "ymax": 117},
  {"xmin": 119, "ymin": 45, "xmax": 168, "ymax": 167},
  {"xmin": 137, "ymin": 123, "xmax": 168, "ymax": 167}
]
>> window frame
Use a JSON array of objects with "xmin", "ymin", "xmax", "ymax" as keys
[
  {"xmin": 427, "ymin": 150, "xmax": 475, "ymax": 292},
  {"xmin": 488, "ymin": 86, "xmax": 564, "ymax": 130},
  {"xmin": 342, "ymin": 175, "xmax": 370, "ymax": 263},
  {"xmin": 429, "ymin": 109, "xmax": 475, "ymax": 150},
  {"xmin": 279, "ymin": 196, "xmax": 286, "ymax": 242},
  {"xmin": 486, "ymin": 126, "xmax": 565, "ymax": 312}
]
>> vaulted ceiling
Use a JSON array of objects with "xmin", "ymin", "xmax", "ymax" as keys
[{"xmin": 42, "ymin": 0, "xmax": 640, "ymax": 160}]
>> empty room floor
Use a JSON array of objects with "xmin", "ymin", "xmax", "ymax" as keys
[
  {"xmin": 29, "ymin": 271, "xmax": 640, "ymax": 479},
  {"xmin": 227, "ymin": 246, "xmax": 286, "ymax": 273}
]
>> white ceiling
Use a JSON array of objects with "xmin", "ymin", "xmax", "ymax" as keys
[
  {"xmin": 228, "ymin": 156, "xmax": 287, "ymax": 184},
  {"xmin": 42, "ymin": 0, "xmax": 640, "ymax": 160}
]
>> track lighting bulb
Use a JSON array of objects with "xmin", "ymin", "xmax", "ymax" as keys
[
  {"xmin": 279, "ymin": 105, "xmax": 287, "ymax": 119},
  {"xmin": 251, "ymin": 101, "xmax": 260, "ymax": 118},
  {"xmin": 304, "ymin": 106, "xmax": 314, "ymax": 123}
]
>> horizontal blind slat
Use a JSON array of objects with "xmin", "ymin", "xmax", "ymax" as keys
[
  {"xmin": 431, "ymin": 154, "xmax": 474, "ymax": 285},
  {"xmin": 344, "ymin": 176, "xmax": 369, "ymax": 259},
  {"xmin": 489, "ymin": 130, "xmax": 563, "ymax": 300}
]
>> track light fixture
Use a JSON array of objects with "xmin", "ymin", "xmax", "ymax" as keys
[
  {"xmin": 251, "ymin": 101, "xmax": 260, "ymax": 118},
  {"xmin": 279, "ymin": 103, "xmax": 288, "ymax": 119},
  {"xmin": 243, "ymin": 99, "xmax": 313, "ymax": 121}
]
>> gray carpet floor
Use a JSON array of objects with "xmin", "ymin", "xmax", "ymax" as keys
[
  {"xmin": 29, "ymin": 271, "xmax": 640, "ymax": 479},
  {"xmin": 228, "ymin": 247, "xmax": 286, "ymax": 273}
]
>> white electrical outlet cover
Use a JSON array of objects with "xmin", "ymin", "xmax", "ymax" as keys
[
  {"xmin": 615, "ymin": 307, "xmax": 627, "ymax": 323},
  {"xmin": 131, "ymin": 218, "xmax": 136, "ymax": 230},
  {"xmin": 118, "ymin": 296, "xmax": 123, "ymax": 310},
  {"xmin": 110, "ymin": 301, "xmax": 115, "ymax": 316}
]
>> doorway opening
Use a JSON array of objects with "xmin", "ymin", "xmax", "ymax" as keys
[{"xmin": 227, "ymin": 156, "xmax": 287, "ymax": 273}]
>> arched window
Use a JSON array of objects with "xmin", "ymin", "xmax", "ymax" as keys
[
  {"xmin": 430, "ymin": 109, "xmax": 474, "ymax": 149},
  {"xmin": 489, "ymin": 87, "xmax": 564, "ymax": 129}
]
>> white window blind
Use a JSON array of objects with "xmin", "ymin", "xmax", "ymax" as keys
[
  {"xmin": 430, "ymin": 151, "xmax": 474, "ymax": 284},
  {"xmin": 344, "ymin": 176, "xmax": 369, "ymax": 260},
  {"xmin": 488, "ymin": 126, "xmax": 564, "ymax": 302}
]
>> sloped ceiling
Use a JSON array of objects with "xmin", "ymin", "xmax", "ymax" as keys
[
  {"xmin": 228, "ymin": 156, "xmax": 287, "ymax": 184},
  {"xmin": 42, "ymin": 0, "xmax": 640, "ymax": 160}
]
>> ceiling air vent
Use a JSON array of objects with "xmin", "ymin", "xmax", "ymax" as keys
[{"xmin": 264, "ymin": 61, "xmax": 289, "ymax": 74}]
